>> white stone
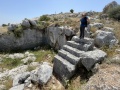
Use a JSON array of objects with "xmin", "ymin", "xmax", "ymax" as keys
[{"xmin": 95, "ymin": 30, "xmax": 118, "ymax": 47}]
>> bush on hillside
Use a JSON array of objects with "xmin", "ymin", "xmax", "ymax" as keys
[
  {"xmin": 2, "ymin": 24, "xmax": 8, "ymax": 27},
  {"xmin": 108, "ymin": 6, "xmax": 120, "ymax": 21},
  {"xmin": 39, "ymin": 15, "xmax": 50, "ymax": 21},
  {"xmin": 36, "ymin": 21, "xmax": 50, "ymax": 30}
]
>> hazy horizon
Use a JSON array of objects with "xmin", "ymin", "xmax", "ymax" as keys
[{"xmin": 0, "ymin": 0, "xmax": 120, "ymax": 26}]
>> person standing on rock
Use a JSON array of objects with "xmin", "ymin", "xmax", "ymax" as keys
[{"xmin": 80, "ymin": 13, "xmax": 90, "ymax": 39}]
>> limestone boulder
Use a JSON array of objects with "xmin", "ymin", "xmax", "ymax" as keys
[
  {"xmin": 47, "ymin": 27, "xmax": 66, "ymax": 50},
  {"xmin": 21, "ymin": 19, "xmax": 30, "ymax": 28},
  {"xmin": 95, "ymin": 30, "xmax": 118, "ymax": 47},
  {"xmin": 81, "ymin": 49, "xmax": 107, "ymax": 71},
  {"xmin": 29, "ymin": 20, "xmax": 37, "ymax": 27},
  {"xmin": 103, "ymin": 1, "xmax": 119, "ymax": 13},
  {"xmin": 64, "ymin": 27, "xmax": 75, "ymax": 36},
  {"xmin": 103, "ymin": 27, "xmax": 114, "ymax": 32},
  {"xmin": 8, "ymin": 24, "xmax": 18, "ymax": 31},
  {"xmin": 31, "ymin": 62, "xmax": 53, "ymax": 85},
  {"xmin": 93, "ymin": 23, "xmax": 104, "ymax": 29}
]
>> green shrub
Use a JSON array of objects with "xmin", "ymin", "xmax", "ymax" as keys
[
  {"xmin": 0, "ymin": 58, "xmax": 22, "ymax": 69},
  {"xmin": 36, "ymin": 21, "xmax": 50, "ymax": 30},
  {"xmin": 39, "ymin": 15, "xmax": 50, "ymax": 21},
  {"xmin": 70, "ymin": 9, "xmax": 74, "ymax": 13},
  {"xmin": 2, "ymin": 24, "xmax": 8, "ymax": 27},
  {"xmin": 13, "ymin": 25, "xmax": 23, "ymax": 38},
  {"xmin": 108, "ymin": 6, "xmax": 120, "ymax": 21}
]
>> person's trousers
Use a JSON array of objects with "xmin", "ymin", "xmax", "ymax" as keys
[{"xmin": 80, "ymin": 26, "xmax": 85, "ymax": 39}]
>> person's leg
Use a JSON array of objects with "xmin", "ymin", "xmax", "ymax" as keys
[
  {"xmin": 80, "ymin": 26, "xmax": 82, "ymax": 38},
  {"xmin": 82, "ymin": 26, "xmax": 85, "ymax": 38},
  {"xmin": 80, "ymin": 26, "xmax": 85, "ymax": 39}
]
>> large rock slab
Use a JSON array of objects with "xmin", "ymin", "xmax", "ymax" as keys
[
  {"xmin": 47, "ymin": 27, "xmax": 66, "ymax": 50},
  {"xmin": 31, "ymin": 62, "xmax": 53, "ymax": 85},
  {"xmin": 95, "ymin": 30, "xmax": 118, "ymax": 47},
  {"xmin": 0, "ymin": 29, "xmax": 46, "ymax": 51},
  {"xmin": 81, "ymin": 49, "xmax": 107, "ymax": 71},
  {"xmin": 47, "ymin": 26, "xmax": 75, "ymax": 50}
]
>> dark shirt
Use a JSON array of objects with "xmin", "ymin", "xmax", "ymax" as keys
[{"xmin": 80, "ymin": 16, "xmax": 88, "ymax": 27}]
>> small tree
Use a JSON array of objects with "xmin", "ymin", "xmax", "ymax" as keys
[
  {"xmin": 108, "ymin": 6, "xmax": 120, "ymax": 21},
  {"xmin": 70, "ymin": 9, "xmax": 74, "ymax": 13},
  {"xmin": 2, "ymin": 24, "xmax": 7, "ymax": 27}
]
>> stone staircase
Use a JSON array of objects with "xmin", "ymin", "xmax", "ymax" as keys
[{"xmin": 53, "ymin": 36, "xmax": 107, "ymax": 83}]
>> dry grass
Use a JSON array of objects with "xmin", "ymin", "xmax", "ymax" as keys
[
  {"xmin": 0, "ymin": 76, "xmax": 13, "ymax": 90},
  {"xmin": 0, "ymin": 26, "xmax": 8, "ymax": 34}
]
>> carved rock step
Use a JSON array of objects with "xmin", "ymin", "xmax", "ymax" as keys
[
  {"xmin": 58, "ymin": 49, "xmax": 80, "ymax": 65},
  {"xmin": 72, "ymin": 36, "xmax": 94, "ymax": 44},
  {"xmin": 67, "ymin": 41, "xmax": 93, "ymax": 51},
  {"xmin": 63, "ymin": 45, "xmax": 85, "ymax": 57},
  {"xmin": 53, "ymin": 55, "xmax": 76, "ymax": 80}
]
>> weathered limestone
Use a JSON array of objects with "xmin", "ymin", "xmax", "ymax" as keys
[
  {"xmin": 47, "ymin": 26, "xmax": 75, "ymax": 50},
  {"xmin": 13, "ymin": 72, "xmax": 30, "ymax": 86},
  {"xmin": 93, "ymin": 23, "xmax": 104, "ymax": 29},
  {"xmin": 81, "ymin": 49, "xmax": 107, "ymax": 71},
  {"xmin": 53, "ymin": 36, "xmax": 107, "ymax": 83},
  {"xmin": 21, "ymin": 19, "xmax": 31, "ymax": 28},
  {"xmin": 31, "ymin": 62, "xmax": 53, "ymax": 85},
  {"xmin": 0, "ymin": 29, "xmax": 45, "ymax": 51},
  {"xmin": 95, "ymin": 30, "xmax": 118, "ymax": 47}
]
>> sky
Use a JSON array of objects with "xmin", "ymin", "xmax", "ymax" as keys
[{"xmin": 0, "ymin": 0, "xmax": 120, "ymax": 25}]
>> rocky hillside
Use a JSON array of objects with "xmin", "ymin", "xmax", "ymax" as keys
[{"xmin": 0, "ymin": 1, "xmax": 120, "ymax": 90}]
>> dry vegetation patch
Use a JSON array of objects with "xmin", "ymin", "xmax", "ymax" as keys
[{"xmin": 0, "ymin": 26, "xmax": 8, "ymax": 34}]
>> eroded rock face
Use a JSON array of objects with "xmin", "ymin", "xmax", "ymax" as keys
[
  {"xmin": 103, "ymin": 1, "xmax": 119, "ymax": 13},
  {"xmin": 47, "ymin": 26, "xmax": 75, "ymax": 50},
  {"xmin": 0, "ymin": 29, "xmax": 46, "ymax": 51}
]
